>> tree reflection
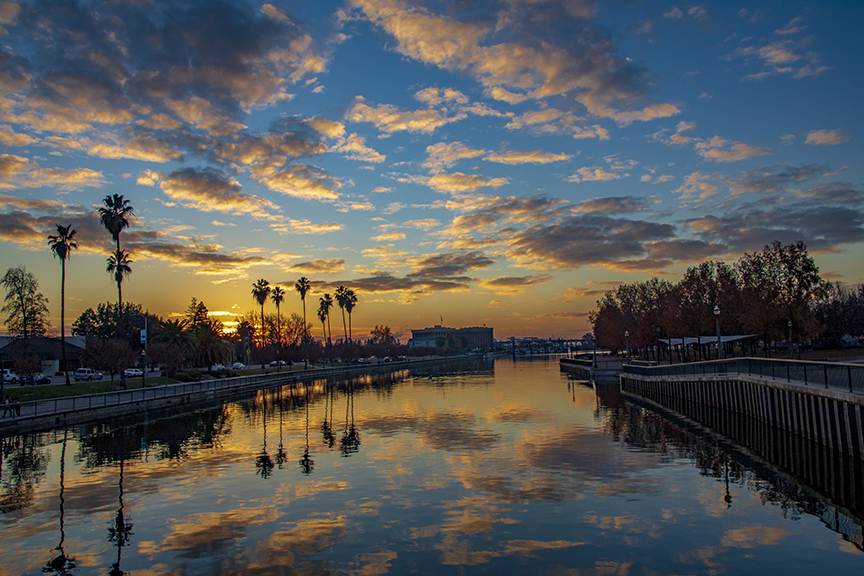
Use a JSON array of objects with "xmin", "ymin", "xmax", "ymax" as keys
[
  {"xmin": 339, "ymin": 384, "xmax": 360, "ymax": 457},
  {"xmin": 255, "ymin": 398, "xmax": 274, "ymax": 479},
  {"xmin": 43, "ymin": 429, "xmax": 75, "ymax": 575},
  {"xmin": 0, "ymin": 433, "xmax": 47, "ymax": 513},
  {"xmin": 107, "ymin": 459, "xmax": 133, "ymax": 576},
  {"xmin": 299, "ymin": 385, "xmax": 314, "ymax": 474},
  {"xmin": 321, "ymin": 386, "xmax": 335, "ymax": 449},
  {"xmin": 275, "ymin": 388, "xmax": 287, "ymax": 470}
]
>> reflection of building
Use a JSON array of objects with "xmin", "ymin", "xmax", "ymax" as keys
[{"xmin": 409, "ymin": 325, "xmax": 493, "ymax": 351}]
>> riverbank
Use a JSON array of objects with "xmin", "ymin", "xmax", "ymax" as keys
[{"xmin": 0, "ymin": 355, "xmax": 479, "ymax": 434}]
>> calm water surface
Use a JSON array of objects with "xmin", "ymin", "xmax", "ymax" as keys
[{"xmin": 1, "ymin": 358, "xmax": 862, "ymax": 574}]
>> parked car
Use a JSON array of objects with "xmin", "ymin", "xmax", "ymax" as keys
[
  {"xmin": 20, "ymin": 373, "xmax": 52, "ymax": 385},
  {"xmin": 1, "ymin": 369, "xmax": 18, "ymax": 383},
  {"xmin": 123, "ymin": 368, "xmax": 143, "ymax": 377},
  {"xmin": 74, "ymin": 368, "xmax": 103, "ymax": 381},
  {"xmin": 210, "ymin": 363, "xmax": 225, "ymax": 371},
  {"xmin": 269, "ymin": 360, "xmax": 287, "ymax": 367},
  {"xmin": 231, "ymin": 362, "xmax": 246, "ymax": 370}
]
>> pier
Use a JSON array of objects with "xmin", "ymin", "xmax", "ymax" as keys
[{"xmin": 559, "ymin": 356, "xmax": 623, "ymax": 383}]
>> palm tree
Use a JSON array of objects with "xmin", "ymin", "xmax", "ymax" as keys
[
  {"xmin": 316, "ymin": 299, "xmax": 328, "ymax": 346},
  {"xmin": 251, "ymin": 279, "xmax": 271, "ymax": 350},
  {"xmin": 48, "ymin": 225, "xmax": 78, "ymax": 386},
  {"xmin": 335, "ymin": 285, "xmax": 348, "ymax": 344},
  {"xmin": 345, "ymin": 288, "xmax": 358, "ymax": 342},
  {"xmin": 98, "ymin": 194, "xmax": 133, "ymax": 311},
  {"xmin": 106, "ymin": 250, "xmax": 132, "ymax": 317},
  {"xmin": 321, "ymin": 293, "xmax": 334, "ymax": 347},
  {"xmin": 271, "ymin": 286, "xmax": 285, "ymax": 345},
  {"xmin": 295, "ymin": 277, "xmax": 311, "ymax": 343}
]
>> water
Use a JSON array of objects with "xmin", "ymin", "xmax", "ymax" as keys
[{"xmin": 1, "ymin": 357, "xmax": 862, "ymax": 574}]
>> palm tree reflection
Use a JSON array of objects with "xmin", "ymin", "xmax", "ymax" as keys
[
  {"xmin": 321, "ymin": 385, "xmax": 335, "ymax": 449},
  {"xmin": 44, "ymin": 429, "xmax": 75, "ymax": 575},
  {"xmin": 340, "ymin": 384, "xmax": 360, "ymax": 457},
  {"xmin": 275, "ymin": 388, "xmax": 287, "ymax": 469},
  {"xmin": 107, "ymin": 459, "xmax": 133, "ymax": 576},
  {"xmin": 255, "ymin": 397, "xmax": 274, "ymax": 479},
  {"xmin": 299, "ymin": 385, "xmax": 314, "ymax": 474}
]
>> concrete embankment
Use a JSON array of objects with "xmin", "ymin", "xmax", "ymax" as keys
[
  {"xmin": 0, "ymin": 356, "xmax": 480, "ymax": 434},
  {"xmin": 621, "ymin": 371, "xmax": 864, "ymax": 461}
]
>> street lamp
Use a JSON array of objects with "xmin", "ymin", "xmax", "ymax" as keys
[
  {"xmin": 714, "ymin": 304, "xmax": 723, "ymax": 359},
  {"xmin": 624, "ymin": 330, "xmax": 630, "ymax": 359}
]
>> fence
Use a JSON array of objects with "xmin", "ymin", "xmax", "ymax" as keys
[
  {"xmin": 0, "ymin": 356, "xmax": 470, "ymax": 424},
  {"xmin": 623, "ymin": 357, "xmax": 864, "ymax": 394}
]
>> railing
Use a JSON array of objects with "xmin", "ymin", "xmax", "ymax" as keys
[
  {"xmin": 622, "ymin": 357, "xmax": 864, "ymax": 394},
  {"xmin": 0, "ymin": 356, "xmax": 472, "ymax": 424}
]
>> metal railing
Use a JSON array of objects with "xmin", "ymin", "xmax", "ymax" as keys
[
  {"xmin": 0, "ymin": 356, "xmax": 471, "ymax": 424},
  {"xmin": 622, "ymin": 357, "xmax": 864, "ymax": 394}
]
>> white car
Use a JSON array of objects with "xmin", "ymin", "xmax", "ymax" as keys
[
  {"xmin": 1, "ymin": 369, "xmax": 18, "ymax": 383},
  {"xmin": 123, "ymin": 368, "xmax": 144, "ymax": 377},
  {"xmin": 74, "ymin": 368, "xmax": 103, "ymax": 381},
  {"xmin": 210, "ymin": 363, "xmax": 225, "ymax": 371},
  {"xmin": 231, "ymin": 362, "xmax": 246, "ymax": 370}
]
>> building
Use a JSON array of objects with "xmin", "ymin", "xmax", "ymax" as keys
[
  {"xmin": 0, "ymin": 335, "xmax": 87, "ymax": 374},
  {"xmin": 408, "ymin": 325, "xmax": 494, "ymax": 351}
]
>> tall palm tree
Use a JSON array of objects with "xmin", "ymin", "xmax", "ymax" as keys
[
  {"xmin": 317, "ymin": 299, "xmax": 328, "ymax": 347},
  {"xmin": 98, "ymin": 194, "xmax": 133, "ymax": 312},
  {"xmin": 271, "ymin": 286, "xmax": 285, "ymax": 345},
  {"xmin": 345, "ymin": 288, "xmax": 358, "ymax": 342},
  {"xmin": 321, "ymin": 293, "xmax": 333, "ymax": 347},
  {"xmin": 106, "ymin": 250, "xmax": 132, "ymax": 317},
  {"xmin": 251, "ymin": 279, "xmax": 271, "ymax": 349},
  {"xmin": 295, "ymin": 277, "xmax": 311, "ymax": 343},
  {"xmin": 335, "ymin": 285, "xmax": 348, "ymax": 344},
  {"xmin": 48, "ymin": 225, "xmax": 78, "ymax": 386}
]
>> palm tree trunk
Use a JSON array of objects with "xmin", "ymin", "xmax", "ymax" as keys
[
  {"xmin": 302, "ymin": 298, "xmax": 307, "ymax": 344},
  {"xmin": 276, "ymin": 303, "xmax": 281, "ymax": 347},
  {"xmin": 260, "ymin": 304, "xmax": 266, "ymax": 365},
  {"xmin": 341, "ymin": 308, "xmax": 347, "ymax": 344},
  {"xmin": 326, "ymin": 314, "xmax": 332, "ymax": 347},
  {"xmin": 61, "ymin": 258, "xmax": 69, "ymax": 385},
  {"xmin": 348, "ymin": 312, "xmax": 352, "ymax": 342}
]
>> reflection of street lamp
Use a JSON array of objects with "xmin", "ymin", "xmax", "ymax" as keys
[
  {"xmin": 591, "ymin": 332, "xmax": 597, "ymax": 368},
  {"xmin": 714, "ymin": 304, "xmax": 723, "ymax": 359},
  {"xmin": 624, "ymin": 330, "xmax": 630, "ymax": 359}
]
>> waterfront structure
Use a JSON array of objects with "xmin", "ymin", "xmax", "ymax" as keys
[
  {"xmin": 0, "ymin": 335, "xmax": 86, "ymax": 375},
  {"xmin": 408, "ymin": 325, "xmax": 493, "ymax": 351}
]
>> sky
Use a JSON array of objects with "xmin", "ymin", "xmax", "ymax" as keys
[{"xmin": 0, "ymin": 0, "xmax": 862, "ymax": 340}]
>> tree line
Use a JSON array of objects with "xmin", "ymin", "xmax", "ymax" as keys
[{"xmin": 590, "ymin": 241, "xmax": 864, "ymax": 355}]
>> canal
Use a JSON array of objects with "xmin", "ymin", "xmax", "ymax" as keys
[{"xmin": 1, "ymin": 357, "xmax": 862, "ymax": 574}]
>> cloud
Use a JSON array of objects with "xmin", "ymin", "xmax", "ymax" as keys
[
  {"xmin": 424, "ymin": 141, "xmax": 485, "ymax": 173},
  {"xmin": 283, "ymin": 259, "xmax": 346, "ymax": 274},
  {"xmin": 347, "ymin": 97, "xmax": 464, "ymax": 134},
  {"xmin": 257, "ymin": 164, "xmax": 340, "ymax": 201},
  {"xmin": 158, "ymin": 167, "xmax": 278, "ymax": 218},
  {"xmin": 332, "ymin": 132, "xmax": 386, "ymax": 163},
  {"xmin": 507, "ymin": 214, "xmax": 676, "ymax": 269},
  {"xmin": 732, "ymin": 20, "xmax": 828, "ymax": 80},
  {"xmin": 484, "ymin": 150, "xmax": 570, "ymax": 165},
  {"xmin": 676, "ymin": 171, "xmax": 719, "ymax": 201},
  {"xmin": 351, "ymin": 0, "xmax": 678, "ymax": 123},
  {"xmin": 575, "ymin": 196, "xmax": 647, "ymax": 213},
  {"xmin": 804, "ymin": 129, "xmax": 848, "ymax": 146},
  {"xmin": 414, "ymin": 87, "xmax": 469, "ymax": 106},
  {"xmin": 269, "ymin": 218, "xmax": 343, "ymax": 235},
  {"xmin": 505, "ymin": 107, "xmax": 609, "ymax": 139},
  {"xmin": 3, "ymin": 0, "xmax": 325, "ymax": 135},
  {"xmin": 567, "ymin": 166, "xmax": 622, "ymax": 182},
  {"xmin": 479, "ymin": 274, "xmax": 552, "ymax": 293},
  {"xmin": 728, "ymin": 164, "xmax": 831, "ymax": 194},
  {"xmin": 694, "ymin": 136, "xmax": 770, "ymax": 162},
  {"xmin": 0, "ymin": 154, "xmax": 104, "ymax": 189},
  {"xmin": 426, "ymin": 172, "xmax": 509, "ymax": 193},
  {"xmin": 371, "ymin": 231, "xmax": 406, "ymax": 242},
  {"xmin": 0, "ymin": 125, "xmax": 36, "ymax": 146},
  {"xmin": 86, "ymin": 132, "xmax": 184, "ymax": 162}
]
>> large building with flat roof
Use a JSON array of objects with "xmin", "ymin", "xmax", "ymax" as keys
[{"xmin": 408, "ymin": 325, "xmax": 493, "ymax": 351}]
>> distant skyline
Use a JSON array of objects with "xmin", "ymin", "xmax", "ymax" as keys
[{"xmin": 0, "ymin": 0, "xmax": 862, "ymax": 339}]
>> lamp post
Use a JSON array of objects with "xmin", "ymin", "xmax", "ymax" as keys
[
  {"xmin": 714, "ymin": 304, "xmax": 723, "ymax": 359},
  {"xmin": 624, "ymin": 330, "xmax": 630, "ymax": 359}
]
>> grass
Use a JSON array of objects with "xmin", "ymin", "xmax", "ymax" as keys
[{"xmin": 4, "ymin": 375, "xmax": 178, "ymax": 402}]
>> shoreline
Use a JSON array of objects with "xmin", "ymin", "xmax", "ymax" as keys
[{"xmin": 0, "ymin": 355, "xmax": 482, "ymax": 435}]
